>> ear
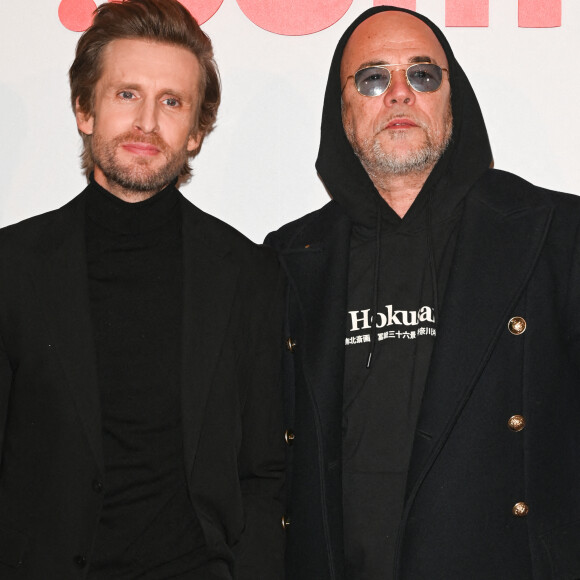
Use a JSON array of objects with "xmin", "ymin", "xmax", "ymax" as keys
[
  {"xmin": 75, "ymin": 97, "xmax": 94, "ymax": 136},
  {"xmin": 187, "ymin": 131, "xmax": 202, "ymax": 153}
]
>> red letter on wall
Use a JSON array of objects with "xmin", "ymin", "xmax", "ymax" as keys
[
  {"xmin": 519, "ymin": 0, "xmax": 561, "ymax": 27},
  {"xmin": 373, "ymin": 0, "xmax": 416, "ymax": 9},
  {"xmin": 236, "ymin": 0, "xmax": 352, "ymax": 35},
  {"xmin": 58, "ymin": 0, "xmax": 97, "ymax": 32},
  {"xmin": 59, "ymin": 0, "xmax": 222, "ymax": 32},
  {"xmin": 446, "ymin": 0, "xmax": 488, "ymax": 27},
  {"xmin": 176, "ymin": 0, "xmax": 224, "ymax": 25}
]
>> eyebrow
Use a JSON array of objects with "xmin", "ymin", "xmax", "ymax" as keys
[{"xmin": 356, "ymin": 55, "xmax": 436, "ymax": 68}]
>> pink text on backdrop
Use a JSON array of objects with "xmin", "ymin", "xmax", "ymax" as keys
[
  {"xmin": 519, "ymin": 0, "xmax": 561, "ymax": 27},
  {"xmin": 446, "ymin": 0, "xmax": 488, "ymax": 27},
  {"xmin": 58, "ymin": 0, "xmax": 562, "ymax": 33},
  {"xmin": 374, "ymin": 1, "xmax": 416, "ymax": 10}
]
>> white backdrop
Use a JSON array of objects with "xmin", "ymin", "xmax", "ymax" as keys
[{"xmin": 1, "ymin": 0, "xmax": 578, "ymax": 242}]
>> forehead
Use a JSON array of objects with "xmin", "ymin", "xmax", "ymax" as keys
[
  {"xmin": 98, "ymin": 38, "xmax": 200, "ymax": 91},
  {"xmin": 341, "ymin": 12, "xmax": 448, "ymax": 76}
]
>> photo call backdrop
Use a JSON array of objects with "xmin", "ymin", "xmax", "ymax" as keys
[{"xmin": 1, "ymin": 0, "xmax": 578, "ymax": 242}]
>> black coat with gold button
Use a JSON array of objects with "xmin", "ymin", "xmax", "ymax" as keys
[
  {"xmin": 268, "ymin": 167, "xmax": 580, "ymax": 580},
  {"xmin": 267, "ymin": 6, "xmax": 580, "ymax": 579}
]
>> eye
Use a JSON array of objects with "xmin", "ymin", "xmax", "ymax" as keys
[
  {"xmin": 357, "ymin": 67, "xmax": 389, "ymax": 85},
  {"xmin": 163, "ymin": 97, "xmax": 180, "ymax": 107},
  {"xmin": 354, "ymin": 67, "xmax": 390, "ymax": 96},
  {"xmin": 407, "ymin": 64, "xmax": 442, "ymax": 91},
  {"xmin": 118, "ymin": 90, "xmax": 135, "ymax": 100},
  {"xmin": 409, "ymin": 68, "xmax": 433, "ymax": 81}
]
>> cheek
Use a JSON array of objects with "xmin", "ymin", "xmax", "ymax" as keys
[
  {"xmin": 424, "ymin": 104, "xmax": 448, "ymax": 135},
  {"xmin": 344, "ymin": 100, "xmax": 379, "ymax": 138},
  {"xmin": 93, "ymin": 109, "xmax": 129, "ymax": 138},
  {"xmin": 433, "ymin": 92, "xmax": 452, "ymax": 128},
  {"xmin": 162, "ymin": 114, "xmax": 195, "ymax": 147}
]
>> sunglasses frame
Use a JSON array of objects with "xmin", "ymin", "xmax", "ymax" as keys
[{"xmin": 344, "ymin": 62, "xmax": 449, "ymax": 97}]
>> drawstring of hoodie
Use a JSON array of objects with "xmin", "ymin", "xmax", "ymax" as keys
[
  {"xmin": 366, "ymin": 201, "xmax": 382, "ymax": 368},
  {"xmin": 366, "ymin": 191, "xmax": 439, "ymax": 369},
  {"xmin": 427, "ymin": 188, "xmax": 439, "ymax": 332},
  {"xmin": 426, "ymin": 187, "xmax": 439, "ymax": 329}
]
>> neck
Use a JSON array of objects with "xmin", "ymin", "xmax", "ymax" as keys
[
  {"xmin": 369, "ymin": 168, "xmax": 432, "ymax": 218},
  {"xmin": 93, "ymin": 168, "xmax": 163, "ymax": 203},
  {"xmin": 103, "ymin": 184, "xmax": 159, "ymax": 204}
]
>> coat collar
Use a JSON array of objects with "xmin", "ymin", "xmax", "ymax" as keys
[
  {"xmin": 278, "ymin": 203, "xmax": 351, "ymax": 455},
  {"xmin": 32, "ymin": 191, "xmax": 104, "ymax": 471},
  {"xmin": 179, "ymin": 196, "xmax": 239, "ymax": 484},
  {"xmin": 404, "ymin": 172, "xmax": 554, "ymax": 495}
]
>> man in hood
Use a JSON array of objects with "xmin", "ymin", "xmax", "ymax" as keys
[{"xmin": 267, "ymin": 6, "xmax": 580, "ymax": 580}]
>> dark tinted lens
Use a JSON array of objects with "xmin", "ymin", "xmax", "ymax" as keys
[
  {"xmin": 407, "ymin": 63, "xmax": 443, "ymax": 92},
  {"xmin": 354, "ymin": 67, "xmax": 391, "ymax": 97}
]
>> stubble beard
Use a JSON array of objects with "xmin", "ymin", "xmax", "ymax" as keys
[
  {"xmin": 90, "ymin": 130, "xmax": 190, "ymax": 196},
  {"xmin": 344, "ymin": 104, "xmax": 453, "ymax": 185}
]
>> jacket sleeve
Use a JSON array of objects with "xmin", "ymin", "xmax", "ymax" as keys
[{"xmin": 234, "ymin": 258, "xmax": 286, "ymax": 579}]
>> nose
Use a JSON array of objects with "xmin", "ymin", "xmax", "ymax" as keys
[
  {"xmin": 134, "ymin": 98, "xmax": 160, "ymax": 134},
  {"xmin": 383, "ymin": 68, "xmax": 415, "ymax": 106}
]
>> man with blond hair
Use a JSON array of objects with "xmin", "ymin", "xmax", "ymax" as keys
[{"xmin": 0, "ymin": 1, "xmax": 284, "ymax": 578}]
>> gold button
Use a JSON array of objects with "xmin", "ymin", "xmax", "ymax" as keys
[
  {"xmin": 508, "ymin": 415, "xmax": 526, "ymax": 432},
  {"xmin": 508, "ymin": 317, "xmax": 526, "ymax": 335},
  {"xmin": 512, "ymin": 502, "xmax": 529, "ymax": 517},
  {"xmin": 281, "ymin": 515, "xmax": 291, "ymax": 529},
  {"xmin": 286, "ymin": 337, "xmax": 296, "ymax": 353},
  {"xmin": 285, "ymin": 429, "xmax": 295, "ymax": 446}
]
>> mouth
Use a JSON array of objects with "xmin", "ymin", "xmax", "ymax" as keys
[
  {"xmin": 384, "ymin": 118, "xmax": 419, "ymax": 130},
  {"xmin": 121, "ymin": 142, "xmax": 161, "ymax": 156}
]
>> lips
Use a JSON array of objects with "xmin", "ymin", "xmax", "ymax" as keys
[
  {"xmin": 121, "ymin": 142, "xmax": 161, "ymax": 156},
  {"xmin": 385, "ymin": 117, "xmax": 418, "ymax": 130}
]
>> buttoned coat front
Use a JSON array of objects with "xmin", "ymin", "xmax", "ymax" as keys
[
  {"xmin": 0, "ymin": 188, "xmax": 285, "ymax": 579},
  {"xmin": 267, "ymin": 168, "xmax": 580, "ymax": 580}
]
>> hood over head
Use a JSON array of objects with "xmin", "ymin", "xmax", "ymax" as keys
[{"xmin": 316, "ymin": 5, "xmax": 493, "ymax": 229}]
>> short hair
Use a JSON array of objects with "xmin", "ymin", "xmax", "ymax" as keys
[{"xmin": 69, "ymin": 0, "xmax": 221, "ymax": 181}]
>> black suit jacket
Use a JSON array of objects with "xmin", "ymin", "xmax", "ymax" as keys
[
  {"xmin": 267, "ymin": 169, "xmax": 580, "ymax": 580},
  {"xmin": 0, "ymin": 188, "xmax": 285, "ymax": 579}
]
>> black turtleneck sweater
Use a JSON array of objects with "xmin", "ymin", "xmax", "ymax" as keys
[{"xmin": 84, "ymin": 180, "xmax": 209, "ymax": 579}]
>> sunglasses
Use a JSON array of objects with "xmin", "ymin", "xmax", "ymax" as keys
[{"xmin": 344, "ymin": 62, "xmax": 448, "ymax": 97}]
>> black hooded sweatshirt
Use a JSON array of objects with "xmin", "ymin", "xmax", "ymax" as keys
[{"xmin": 314, "ymin": 7, "xmax": 492, "ymax": 579}]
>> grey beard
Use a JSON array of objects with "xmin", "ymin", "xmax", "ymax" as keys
[
  {"xmin": 350, "ymin": 126, "xmax": 452, "ymax": 180},
  {"xmin": 362, "ymin": 137, "xmax": 449, "ymax": 177}
]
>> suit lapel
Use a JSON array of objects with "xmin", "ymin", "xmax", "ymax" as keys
[
  {"xmin": 180, "ymin": 200, "xmax": 239, "ymax": 483},
  {"xmin": 279, "ymin": 209, "xmax": 351, "ymax": 453},
  {"xmin": 32, "ymin": 193, "xmax": 104, "ymax": 472},
  {"xmin": 405, "ymin": 184, "xmax": 554, "ymax": 496}
]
